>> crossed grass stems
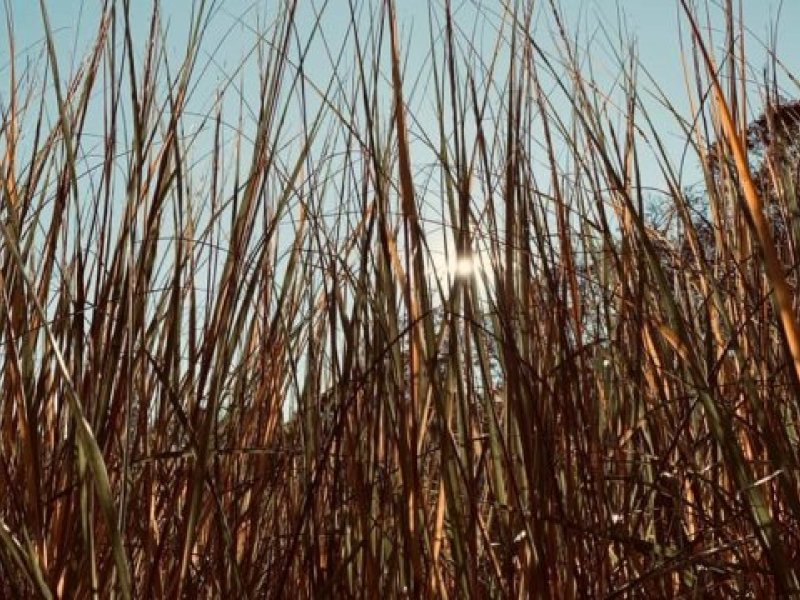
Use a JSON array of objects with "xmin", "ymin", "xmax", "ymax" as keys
[{"xmin": 3, "ymin": 0, "xmax": 800, "ymax": 596}]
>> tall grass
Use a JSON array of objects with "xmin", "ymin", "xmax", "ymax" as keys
[{"xmin": 2, "ymin": 0, "xmax": 800, "ymax": 596}]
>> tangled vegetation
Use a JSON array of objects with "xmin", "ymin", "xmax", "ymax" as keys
[{"xmin": 3, "ymin": 0, "xmax": 800, "ymax": 597}]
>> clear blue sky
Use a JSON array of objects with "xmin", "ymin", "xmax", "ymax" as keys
[
  {"xmin": 4, "ymin": 1, "xmax": 798, "ymax": 175},
  {"xmin": 3, "ymin": 0, "xmax": 800, "ymax": 285},
  {"xmin": 5, "ymin": 1, "xmax": 799, "ymax": 102}
]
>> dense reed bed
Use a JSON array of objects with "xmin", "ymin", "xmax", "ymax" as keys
[{"xmin": 3, "ymin": 0, "xmax": 800, "ymax": 596}]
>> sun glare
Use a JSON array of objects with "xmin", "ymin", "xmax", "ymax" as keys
[{"xmin": 453, "ymin": 254, "xmax": 475, "ymax": 278}]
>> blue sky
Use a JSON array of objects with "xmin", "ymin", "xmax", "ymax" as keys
[
  {"xmin": 3, "ymin": 0, "xmax": 800, "ymax": 289},
  {"xmin": 5, "ymin": 1, "xmax": 799, "ymax": 102},
  {"xmin": 5, "ymin": 1, "xmax": 799, "ymax": 146},
  {"xmin": 4, "ymin": 0, "xmax": 799, "ymax": 203}
]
